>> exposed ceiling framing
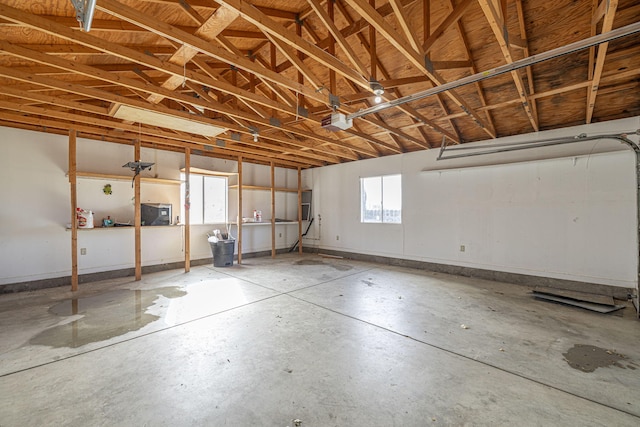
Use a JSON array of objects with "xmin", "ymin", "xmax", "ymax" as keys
[{"xmin": 0, "ymin": 0, "xmax": 638, "ymax": 169}]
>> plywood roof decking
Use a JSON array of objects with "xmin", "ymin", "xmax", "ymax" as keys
[{"xmin": 0, "ymin": 0, "xmax": 638, "ymax": 168}]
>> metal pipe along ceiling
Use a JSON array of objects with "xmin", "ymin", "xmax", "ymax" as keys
[{"xmin": 347, "ymin": 21, "xmax": 640, "ymax": 121}]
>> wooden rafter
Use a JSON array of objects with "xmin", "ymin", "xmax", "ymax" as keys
[
  {"xmin": 586, "ymin": 0, "xmax": 619, "ymax": 124},
  {"xmin": 450, "ymin": 0, "xmax": 496, "ymax": 138},
  {"xmin": 0, "ymin": 0, "xmax": 637, "ymax": 169},
  {"xmin": 513, "ymin": 0, "xmax": 538, "ymax": 127},
  {"xmin": 305, "ymin": 0, "xmax": 369, "ymax": 77},
  {"xmin": 0, "ymin": 54, "xmax": 367, "ymax": 161},
  {"xmin": 0, "ymin": 4, "xmax": 320, "ymax": 118},
  {"xmin": 146, "ymin": 3, "xmax": 239, "ymax": 104},
  {"xmin": 214, "ymin": 0, "xmax": 370, "ymax": 89},
  {"xmin": 477, "ymin": 0, "xmax": 539, "ymax": 132},
  {"xmin": 422, "ymin": 0, "xmax": 474, "ymax": 55},
  {"xmin": 344, "ymin": 0, "xmax": 495, "ymax": 138},
  {"xmin": 388, "ymin": 0, "xmax": 424, "ymax": 55}
]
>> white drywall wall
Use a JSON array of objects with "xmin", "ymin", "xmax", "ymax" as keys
[
  {"xmin": 0, "ymin": 127, "xmax": 300, "ymax": 286},
  {"xmin": 304, "ymin": 116, "xmax": 640, "ymax": 288}
]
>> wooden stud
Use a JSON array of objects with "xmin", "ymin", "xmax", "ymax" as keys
[
  {"xmin": 69, "ymin": 129, "xmax": 78, "ymax": 292},
  {"xmin": 298, "ymin": 167, "xmax": 303, "ymax": 255},
  {"xmin": 271, "ymin": 161, "xmax": 276, "ymax": 258},
  {"xmin": 237, "ymin": 155, "xmax": 243, "ymax": 264},
  {"xmin": 134, "ymin": 138, "xmax": 142, "ymax": 281},
  {"xmin": 184, "ymin": 147, "xmax": 191, "ymax": 272}
]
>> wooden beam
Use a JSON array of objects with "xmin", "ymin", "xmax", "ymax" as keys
[
  {"xmin": 306, "ymin": 0, "xmax": 369, "ymax": 77},
  {"xmin": 178, "ymin": 0, "xmax": 206, "ymax": 25},
  {"xmin": 423, "ymin": 0, "xmax": 430, "ymax": 44},
  {"xmin": 0, "ymin": 51, "xmax": 363, "ymax": 161},
  {"xmin": 514, "ymin": 0, "xmax": 538, "ymax": 129},
  {"xmin": 185, "ymin": 147, "xmax": 191, "ymax": 272},
  {"xmin": 147, "ymin": 4, "xmax": 239, "ymax": 104},
  {"xmin": 422, "ymin": 0, "xmax": 474, "ymax": 53},
  {"xmin": 215, "ymin": 0, "xmax": 370, "ymax": 91},
  {"xmin": 271, "ymin": 161, "xmax": 276, "ymax": 258},
  {"xmin": 69, "ymin": 129, "xmax": 78, "ymax": 292},
  {"xmin": 478, "ymin": 0, "xmax": 538, "ymax": 131},
  {"xmin": 263, "ymin": 32, "xmax": 323, "ymax": 89},
  {"xmin": 389, "ymin": 0, "xmax": 424, "ymax": 54},
  {"xmin": 344, "ymin": 0, "xmax": 494, "ymax": 137},
  {"xmin": 0, "ymin": 5, "xmax": 327, "ymax": 117},
  {"xmin": 134, "ymin": 138, "xmax": 142, "ymax": 281},
  {"xmin": 586, "ymin": 0, "xmax": 619, "ymax": 123},
  {"xmin": 335, "ymin": 0, "xmax": 458, "ymax": 146},
  {"xmin": 369, "ymin": 0, "xmax": 377, "ymax": 80},
  {"xmin": 298, "ymin": 167, "xmax": 303, "ymax": 255},
  {"xmin": 237, "ymin": 156, "xmax": 243, "ymax": 264},
  {"xmin": 0, "ymin": 99, "xmax": 321, "ymax": 168}
]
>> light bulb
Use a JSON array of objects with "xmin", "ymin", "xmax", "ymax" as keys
[
  {"xmin": 253, "ymin": 133, "xmax": 258, "ymax": 142},
  {"xmin": 374, "ymin": 95, "xmax": 382, "ymax": 103}
]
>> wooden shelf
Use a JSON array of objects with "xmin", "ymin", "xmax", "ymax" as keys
[
  {"xmin": 229, "ymin": 185, "xmax": 307, "ymax": 193},
  {"xmin": 70, "ymin": 171, "xmax": 181, "ymax": 185},
  {"xmin": 180, "ymin": 167, "xmax": 237, "ymax": 177},
  {"xmin": 66, "ymin": 225, "xmax": 183, "ymax": 231},
  {"xmin": 235, "ymin": 221, "xmax": 299, "ymax": 226}
]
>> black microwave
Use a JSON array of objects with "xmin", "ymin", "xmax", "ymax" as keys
[{"xmin": 141, "ymin": 203, "xmax": 172, "ymax": 226}]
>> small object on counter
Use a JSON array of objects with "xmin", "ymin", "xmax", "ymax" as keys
[
  {"xmin": 102, "ymin": 216, "xmax": 114, "ymax": 227},
  {"xmin": 76, "ymin": 208, "xmax": 94, "ymax": 229}
]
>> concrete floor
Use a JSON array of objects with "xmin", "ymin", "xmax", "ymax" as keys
[{"xmin": 1, "ymin": 254, "xmax": 639, "ymax": 426}]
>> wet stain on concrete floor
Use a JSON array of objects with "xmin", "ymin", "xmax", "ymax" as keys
[
  {"xmin": 30, "ymin": 287, "xmax": 186, "ymax": 348},
  {"xmin": 563, "ymin": 344, "xmax": 637, "ymax": 373},
  {"xmin": 294, "ymin": 259, "xmax": 352, "ymax": 271}
]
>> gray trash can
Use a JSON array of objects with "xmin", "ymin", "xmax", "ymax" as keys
[{"xmin": 210, "ymin": 239, "xmax": 235, "ymax": 267}]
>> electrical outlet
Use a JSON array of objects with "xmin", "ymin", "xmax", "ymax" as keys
[
  {"xmin": 80, "ymin": 248, "xmax": 87, "ymax": 255},
  {"xmin": 279, "ymin": 233, "xmax": 282, "ymax": 238},
  {"xmin": 460, "ymin": 245, "xmax": 465, "ymax": 252}
]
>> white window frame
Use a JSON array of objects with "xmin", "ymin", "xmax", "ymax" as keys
[
  {"xmin": 180, "ymin": 173, "xmax": 228, "ymax": 225},
  {"xmin": 360, "ymin": 174, "xmax": 402, "ymax": 224}
]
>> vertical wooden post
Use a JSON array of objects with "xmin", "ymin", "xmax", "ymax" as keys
[
  {"xmin": 134, "ymin": 139, "xmax": 142, "ymax": 281},
  {"xmin": 298, "ymin": 167, "xmax": 303, "ymax": 255},
  {"xmin": 271, "ymin": 161, "xmax": 276, "ymax": 258},
  {"xmin": 184, "ymin": 147, "xmax": 191, "ymax": 272},
  {"xmin": 69, "ymin": 129, "xmax": 78, "ymax": 292},
  {"xmin": 369, "ymin": 0, "xmax": 377, "ymax": 81},
  {"xmin": 237, "ymin": 156, "xmax": 243, "ymax": 264},
  {"xmin": 328, "ymin": 0, "xmax": 336, "ymax": 94},
  {"xmin": 423, "ymin": 0, "xmax": 430, "ymax": 44}
]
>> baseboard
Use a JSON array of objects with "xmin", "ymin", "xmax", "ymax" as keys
[
  {"xmin": 304, "ymin": 247, "xmax": 635, "ymax": 300},
  {"xmin": 3, "ymin": 249, "xmax": 635, "ymax": 300},
  {"xmin": 0, "ymin": 257, "xmax": 211, "ymax": 294},
  {"xmin": 0, "ymin": 247, "xmax": 300, "ymax": 294}
]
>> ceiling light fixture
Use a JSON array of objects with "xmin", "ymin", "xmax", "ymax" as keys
[{"xmin": 369, "ymin": 79, "xmax": 384, "ymax": 104}]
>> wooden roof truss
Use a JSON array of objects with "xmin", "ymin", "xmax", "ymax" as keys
[{"xmin": 0, "ymin": 0, "xmax": 637, "ymax": 168}]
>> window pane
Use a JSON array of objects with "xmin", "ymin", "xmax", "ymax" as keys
[
  {"xmin": 189, "ymin": 174, "xmax": 204, "ymax": 225},
  {"xmin": 382, "ymin": 174, "xmax": 402, "ymax": 223},
  {"xmin": 361, "ymin": 176, "xmax": 382, "ymax": 223},
  {"xmin": 203, "ymin": 176, "xmax": 227, "ymax": 224}
]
